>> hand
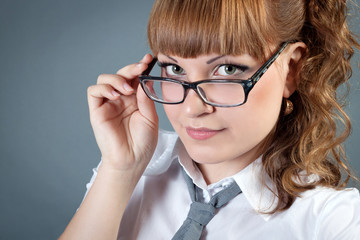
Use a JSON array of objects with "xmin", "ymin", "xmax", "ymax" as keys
[{"xmin": 87, "ymin": 54, "xmax": 159, "ymax": 172}]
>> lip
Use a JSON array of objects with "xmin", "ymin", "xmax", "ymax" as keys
[{"xmin": 185, "ymin": 127, "xmax": 224, "ymax": 140}]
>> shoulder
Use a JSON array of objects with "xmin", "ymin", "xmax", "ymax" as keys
[
  {"xmin": 298, "ymin": 187, "xmax": 360, "ymax": 240},
  {"xmin": 300, "ymin": 186, "xmax": 360, "ymax": 207},
  {"xmin": 119, "ymin": 159, "xmax": 186, "ymax": 239}
]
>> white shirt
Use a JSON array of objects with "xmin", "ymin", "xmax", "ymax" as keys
[{"xmin": 84, "ymin": 129, "xmax": 360, "ymax": 240}]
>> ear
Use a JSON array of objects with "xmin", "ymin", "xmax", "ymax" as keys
[{"xmin": 283, "ymin": 42, "xmax": 307, "ymax": 98}]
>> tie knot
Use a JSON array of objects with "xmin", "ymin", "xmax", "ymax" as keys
[{"xmin": 187, "ymin": 202, "xmax": 216, "ymax": 226}]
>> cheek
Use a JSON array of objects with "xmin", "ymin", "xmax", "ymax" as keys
[
  {"xmin": 228, "ymin": 70, "xmax": 285, "ymax": 140},
  {"xmin": 249, "ymin": 80, "xmax": 283, "ymax": 118},
  {"xmin": 163, "ymin": 105, "xmax": 180, "ymax": 128}
]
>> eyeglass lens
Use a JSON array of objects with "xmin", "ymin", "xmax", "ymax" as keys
[{"xmin": 142, "ymin": 79, "xmax": 246, "ymax": 105}]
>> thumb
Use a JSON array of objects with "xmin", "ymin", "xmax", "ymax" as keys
[{"xmin": 136, "ymin": 83, "xmax": 159, "ymax": 126}]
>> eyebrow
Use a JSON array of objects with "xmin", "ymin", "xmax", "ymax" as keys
[
  {"xmin": 165, "ymin": 55, "xmax": 178, "ymax": 63},
  {"xmin": 165, "ymin": 55, "xmax": 226, "ymax": 64},
  {"xmin": 206, "ymin": 55, "xmax": 225, "ymax": 64}
]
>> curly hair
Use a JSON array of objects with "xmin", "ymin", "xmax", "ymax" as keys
[
  {"xmin": 262, "ymin": 0, "xmax": 360, "ymax": 212},
  {"xmin": 147, "ymin": 0, "xmax": 360, "ymax": 212}
]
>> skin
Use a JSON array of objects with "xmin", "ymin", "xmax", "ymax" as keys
[{"xmin": 59, "ymin": 42, "xmax": 305, "ymax": 239}]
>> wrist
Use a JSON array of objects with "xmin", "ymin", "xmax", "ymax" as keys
[{"xmin": 97, "ymin": 159, "xmax": 146, "ymax": 189}]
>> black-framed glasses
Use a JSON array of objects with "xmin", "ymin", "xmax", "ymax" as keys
[{"xmin": 139, "ymin": 41, "xmax": 292, "ymax": 107}]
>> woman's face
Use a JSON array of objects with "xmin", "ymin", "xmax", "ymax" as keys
[{"xmin": 158, "ymin": 50, "xmax": 289, "ymax": 179}]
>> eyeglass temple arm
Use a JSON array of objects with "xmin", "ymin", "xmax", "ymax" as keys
[
  {"xmin": 250, "ymin": 41, "xmax": 292, "ymax": 85},
  {"xmin": 141, "ymin": 57, "xmax": 158, "ymax": 76}
]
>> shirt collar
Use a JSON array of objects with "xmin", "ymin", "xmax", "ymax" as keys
[
  {"xmin": 232, "ymin": 157, "xmax": 278, "ymax": 220},
  {"xmin": 143, "ymin": 129, "xmax": 179, "ymax": 176},
  {"xmin": 176, "ymin": 140, "xmax": 278, "ymax": 221},
  {"xmin": 145, "ymin": 130, "xmax": 278, "ymax": 221},
  {"xmin": 177, "ymin": 141, "xmax": 209, "ymax": 190}
]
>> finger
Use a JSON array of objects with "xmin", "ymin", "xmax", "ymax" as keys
[
  {"xmin": 87, "ymin": 84, "xmax": 120, "ymax": 110},
  {"xmin": 138, "ymin": 53, "xmax": 153, "ymax": 64},
  {"xmin": 136, "ymin": 83, "xmax": 158, "ymax": 126},
  {"xmin": 116, "ymin": 54, "xmax": 154, "ymax": 80},
  {"xmin": 97, "ymin": 73, "xmax": 135, "ymax": 95}
]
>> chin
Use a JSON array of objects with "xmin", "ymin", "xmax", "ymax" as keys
[
  {"xmin": 182, "ymin": 137, "xmax": 263, "ymax": 167},
  {"xmin": 184, "ymin": 144, "xmax": 229, "ymax": 164}
]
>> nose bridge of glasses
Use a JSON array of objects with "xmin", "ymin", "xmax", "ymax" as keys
[{"xmin": 182, "ymin": 81, "xmax": 207, "ymax": 100}]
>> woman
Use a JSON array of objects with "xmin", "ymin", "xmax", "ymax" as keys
[{"xmin": 60, "ymin": 0, "xmax": 360, "ymax": 239}]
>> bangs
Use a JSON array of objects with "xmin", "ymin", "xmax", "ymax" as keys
[{"xmin": 147, "ymin": 0, "xmax": 277, "ymax": 61}]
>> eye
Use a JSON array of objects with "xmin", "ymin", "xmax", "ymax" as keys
[
  {"xmin": 157, "ymin": 62, "xmax": 186, "ymax": 76},
  {"xmin": 165, "ymin": 64, "xmax": 185, "ymax": 75},
  {"xmin": 216, "ymin": 64, "xmax": 248, "ymax": 76}
]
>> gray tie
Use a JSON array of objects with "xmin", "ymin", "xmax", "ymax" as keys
[{"xmin": 172, "ymin": 169, "xmax": 242, "ymax": 240}]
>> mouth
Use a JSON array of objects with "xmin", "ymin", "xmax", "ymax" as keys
[{"xmin": 185, "ymin": 127, "xmax": 224, "ymax": 140}]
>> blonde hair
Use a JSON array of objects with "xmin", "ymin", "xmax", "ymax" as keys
[{"xmin": 147, "ymin": 0, "xmax": 360, "ymax": 212}]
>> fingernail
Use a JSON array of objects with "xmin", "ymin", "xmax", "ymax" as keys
[
  {"xmin": 137, "ymin": 63, "xmax": 145, "ymax": 68},
  {"xmin": 123, "ymin": 83, "xmax": 133, "ymax": 92},
  {"xmin": 141, "ymin": 54, "xmax": 148, "ymax": 61},
  {"xmin": 112, "ymin": 90, "xmax": 120, "ymax": 96}
]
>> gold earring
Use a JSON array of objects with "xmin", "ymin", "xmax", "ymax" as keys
[{"xmin": 284, "ymin": 99, "xmax": 294, "ymax": 116}]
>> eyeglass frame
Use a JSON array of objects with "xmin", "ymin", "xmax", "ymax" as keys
[{"xmin": 139, "ymin": 41, "xmax": 294, "ymax": 108}]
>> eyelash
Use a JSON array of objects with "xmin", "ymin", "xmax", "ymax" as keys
[
  {"xmin": 217, "ymin": 64, "xmax": 249, "ymax": 72},
  {"xmin": 157, "ymin": 62, "xmax": 178, "ymax": 68}
]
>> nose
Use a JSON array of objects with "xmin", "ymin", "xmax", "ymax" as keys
[{"xmin": 182, "ymin": 88, "xmax": 214, "ymax": 117}]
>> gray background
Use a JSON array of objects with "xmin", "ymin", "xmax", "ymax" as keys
[{"xmin": 0, "ymin": 0, "xmax": 359, "ymax": 239}]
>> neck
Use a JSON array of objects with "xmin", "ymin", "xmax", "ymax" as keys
[{"xmin": 196, "ymin": 149, "xmax": 261, "ymax": 185}]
